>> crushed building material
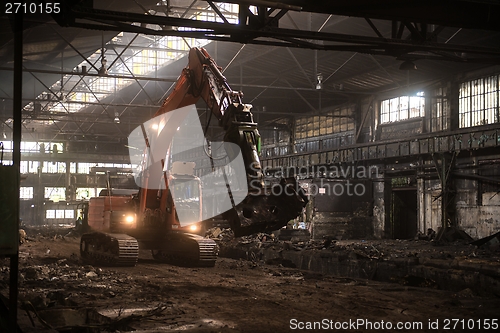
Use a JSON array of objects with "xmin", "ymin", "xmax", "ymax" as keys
[
  {"xmin": 1, "ymin": 227, "xmax": 499, "ymax": 332},
  {"xmin": 207, "ymin": 228, "xmax": 500, "ymax": 296},
  {"xmin": 471, "ymin": 231, "xmax": 500, "ymax": 250}
]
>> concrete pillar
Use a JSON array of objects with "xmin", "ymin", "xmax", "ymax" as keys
[
  {"xmin": 34, "ymin": 161, "xmax": 44, "ymax": 225},
  {"xmin": 417, "ymin": 177, "xmax": 425, "ymax": 233},
  {"xmin": 289, "ymin": 117, "xmax": 296, "ymax": 154},
  {"xmin": 449, "ymin": 82, "xmax": 459, "ymax": 131},
  {"xmin": 372, "ymin": 167, "xmax": 385, "ymax": 239},
  {"xmin": 65, "ymin": 161, "xmax": 75, "ymax": 201}
]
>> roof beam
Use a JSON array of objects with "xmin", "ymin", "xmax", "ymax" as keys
[{"xmin": 53, "ymin": 4, "xmax": 500, "ymax": 64}]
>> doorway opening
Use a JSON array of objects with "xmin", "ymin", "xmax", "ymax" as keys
[{"xmin": 390, "ymin": 189, "xmax": 417, "ymax": 239}]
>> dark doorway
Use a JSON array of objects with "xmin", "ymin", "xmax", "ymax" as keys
[{"xmin": 391, "ymin": 189, "xmax": 417, "ymax": 239}]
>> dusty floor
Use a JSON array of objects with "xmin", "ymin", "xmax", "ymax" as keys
[{"xmin": 1, "ymin": 227, "xmax": 500, "ymax": 333}]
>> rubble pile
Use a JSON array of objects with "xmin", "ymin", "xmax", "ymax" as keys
[
  {"xmin": 1, "ymin": 243, "xmax": 195, "ymax": 332},
  {"xmin": 206, "ymin": 226, "xmax": 500, "ymax": 263},
  {"xmin": 20, "ymin": 226, "xmax": 77, "ymax": 241},
  {"xmin": 204, "ymin": 227, "xmax": 500, "ymax": 295},
  {"xmin": 205, "ymin": 227, "xmax": 234, "ymax": 244},
  {"xmin": 15, "ymin": 261, "xmax": 120, "ymax": 308},
  {"xmin": 1, "ymin": 258, "xmax": 140, "ymax": 311},
  {"xmin": 0, "ymin": 227, "xmax": 499, "ymax": 332}
]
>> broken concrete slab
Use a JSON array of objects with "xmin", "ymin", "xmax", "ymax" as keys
[
  {"xmin": 278, "ymin": 229, "xmax": 311, "ymax": 242},
  {"xmin": 471, "ymin": 231, "xmax": 500, "ymax": 250}
]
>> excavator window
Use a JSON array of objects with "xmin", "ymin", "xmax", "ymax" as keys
[{"xmin": 171, "ymin": 178, "xmax": 201, "ymax": 224}]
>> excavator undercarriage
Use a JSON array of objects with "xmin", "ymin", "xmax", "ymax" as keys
[
  {"xmin": 150, "ymin": 233, "xmax": 217, "ymax": 267},
  {"xmin": 80, "ymin": 231, "xmax": 217, "ymax": 267},
  {"xmin": 80, "ymin": 232, "xmax": 139, "ymax": 267}
]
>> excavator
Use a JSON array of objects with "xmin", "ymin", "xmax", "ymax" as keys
[{"xmin": 79, "ymin": 47, "xmax": 308, "ymax": 267}]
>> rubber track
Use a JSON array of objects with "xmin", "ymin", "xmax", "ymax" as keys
[
  {"xmin": 152, "ymin": 233, "xmax": 217, "ymax": 267},
  {"xmin": 197, "ymin": 238, "xmax": 218, "ymax": 266},
  {"xmin": 80, "ymin": 232, "xmax": 139, "ymax": 266}
]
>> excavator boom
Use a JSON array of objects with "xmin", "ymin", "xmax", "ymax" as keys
[
  {"xmin": 155, "ymin": 47, "xmax": 236, "ymax": 118},
  {"xmin": 150, "ymin": 47, "xmax": 308, "ymax": 236}
]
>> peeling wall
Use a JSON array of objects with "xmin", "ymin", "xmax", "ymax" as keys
[
  {"xmin": 421, "ymin": 179, "xmax": 442, "ymax": 233},
  {"xmin": 307, "ymin": 179, "xmax": 374, "ymax": 240},
  {"xmin": 457, "ymin": 192, "xmax": 500, "ymax": 239},
  {"xmin": 419, "ymin": 176, "xmax": 500, "ymax": 240},
  {"xmin": 311, "ymin": 213, "xmax": 372, "ymax": 240},
  {"xmin": 303, "ymin": 164, "xmax": 500, "ymax": 241}
]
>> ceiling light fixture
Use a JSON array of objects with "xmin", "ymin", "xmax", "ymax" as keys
[
  {"xmin": 114, "ymin": 112, "xmax": 120, "ymax": 124},
  {"xmin": 399, "ymin": 60, "xmax": 417, "ymax": 70},
  {"xmin": 98, "ymin": 34, "xmax": 108, "ymax": 76},
  {"xmin": 98, "ymin": 56, "xmax": 108, "ymax": 76},
  {"xmin": 316, "ymin": 73, "xmax": 323, "ymax": 90}
]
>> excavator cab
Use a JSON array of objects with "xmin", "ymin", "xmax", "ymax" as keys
[{"xmin": 170, "ymin": 175, "xmax": 204, "ymax": 235}]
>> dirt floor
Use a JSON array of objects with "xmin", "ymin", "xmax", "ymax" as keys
[{"xmin": 1, "ymin": 227, "xmax": 500, "ymax": 333}]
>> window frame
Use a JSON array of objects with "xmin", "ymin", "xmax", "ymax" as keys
[
  {"xmin": 380, "ymin": 94, "xmax": 425, "ymax": 124},
  {"xmin": 459, "ymin": 75, "xmax": 500, "ymax": 128}
]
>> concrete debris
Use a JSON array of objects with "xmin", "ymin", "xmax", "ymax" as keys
[
  {"xmin": 416, "ymin": 228, "xmax": 436, "ymax": 241},
  {"xmin": 205, "ymin": 227, "xmax": 234, "ymax": 242},
  {"xmin": 204, "ymin": 225, "xmax": 500, "ymax": 296},
  {"xmin": 278, "ymin": 229, "xmax": 311, "ymax": 242},
  {"xmin": 436, "ymin": 226, "xmax": 474, "ymax": 243},
  {"xmin": 64, "ymin": 229, "xmax": 82, "ymax": 238},
  {"xmin": 471, "ymin": 231, "xmax": 500, "ymax": 250},
  {"xmin": 265, "ymin": 257, "xmax": 296, "ymax": 268},
  {"xmin": 454, "ymin": 288, "xmax": 476, "ymax": 298},
  {"xmin": 86, "ymin": 271, "xmax": 98, "ymax": 278},
  {"xmin": 23, "ymin": 267, "xmax": 39, "ymax": 280},
  {"xmin": 210, "ymin": 227, "xmax": 223, "ymax": 238},
  {"xmin": 2, "ymin": 226, "xmax": 500, "ymax": 332},
  {"xmin": 16, "ymin": 225, "xmax": 73, "ymax": 241},
  {"xmin": 391, "ymin": 275, "xmax": 438, "ymax": 289},
  {"xmin": 19, "ymin": 228, "xmax": 27, "ymax": 244}
]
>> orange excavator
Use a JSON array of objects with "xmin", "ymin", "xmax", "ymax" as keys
[{"xmin": 79, "ymin": 47, "xmax": 307, "ymax": 267}]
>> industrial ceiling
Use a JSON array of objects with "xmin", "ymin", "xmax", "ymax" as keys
[{"xmin": 1, "ymin": 0, "xmax": 499, "ymax": 148}]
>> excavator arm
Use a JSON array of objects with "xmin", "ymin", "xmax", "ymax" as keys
[
  {"xmin": 154, "ymin": 47, "xmax": 236, "ymax": 119},
  {"xmin": 147, "ymin": 47, "xmax": 308, "ymax": 236}
]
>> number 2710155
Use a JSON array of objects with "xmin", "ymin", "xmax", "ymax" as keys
[{"xmin": 5, "ymin": 2, "xmax": 61, "ymax": 14}]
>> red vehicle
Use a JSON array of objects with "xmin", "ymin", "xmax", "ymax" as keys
[{"xmin": 80, "ymin": 47, "xmax": 307, "ymax": 267}]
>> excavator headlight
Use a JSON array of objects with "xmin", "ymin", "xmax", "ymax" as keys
[
  {"xmin": 189, "ymin": 224, "xmax": 198, "ymax": 232},
  {"xmin": 125, "ymin": 215, "xmax": 135, "ymax": 224}
]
